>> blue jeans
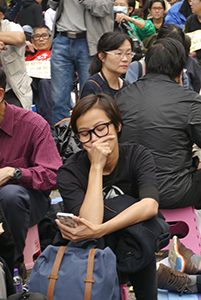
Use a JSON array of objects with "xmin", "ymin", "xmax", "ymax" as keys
[{"xmin": 51, "ymin": 34, "xmax": 93, "ymax": 125}]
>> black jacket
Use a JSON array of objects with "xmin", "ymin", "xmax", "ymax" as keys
[
  {"xmin": 115, "ymin": 73, "xmax": 201, "ymax": 207},
  {"xmin": 18, "ymin": 0, "xmax": 44, "ymax": 29}
]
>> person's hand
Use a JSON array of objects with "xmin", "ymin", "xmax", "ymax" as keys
[
  {"xmin": 25, "ymin": 41, "xmax": 36, "ymax": 53},
  {"xmin": 84, "ymin": 135, "xmax": 115, "ymax": 169},
  {"xmin": 55, "ymin": 216, "xmax": 102, "ymax": 242},
  {"xmin": 189, "ymin": 51, "xmax": 197, "ymax": 58},
  {"xmin": 115, "ymin": 13, "xmax": 132, "ymax": 23},
  {"xmin": 0, "ymin": 41, "xmax": 7, "ymax": 53},
  {"xmin": 0, "ymin": 167, "xmax": 15, "ymax": 186}
]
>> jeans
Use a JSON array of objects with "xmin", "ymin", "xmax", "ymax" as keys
[{"xmin": 51, "ymin": 34, "xmax": 93, "ymax": 125}]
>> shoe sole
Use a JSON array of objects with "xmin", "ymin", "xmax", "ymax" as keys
[{"xmin": 168, "ymin": 236, "xmax": 186, "ymax": 273}]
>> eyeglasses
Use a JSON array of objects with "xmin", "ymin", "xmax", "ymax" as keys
[
  {"xmin": 33, "ymin": 33, "xmax": 51, "ymax": 41},
  {"xmin": 151, "ymin": 7, "xmax": 164, "ymax": 10},
  {"xmin": 76, "ymin": 121, "xmax": 112, "ymax": 144},
  {"xmin": 105, "ymin": 51, "xmax": 135, "ymax": 59}
]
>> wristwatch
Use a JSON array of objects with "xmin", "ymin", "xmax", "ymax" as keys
[{"xmin": 13, "ymin": 168, "xmax": 22, "ymax": 180}]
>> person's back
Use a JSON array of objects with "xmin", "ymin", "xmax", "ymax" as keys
[
  {"xmin": 19, "ymin": 0, "xmax": 44, "ymax": 29},
  {"xmin": 115, "ymin": 37, "xmax": 201, "ymax": 209},
  {"xmin": 116, "ymin": 73, "xmax": 200, "ymax": 206}
]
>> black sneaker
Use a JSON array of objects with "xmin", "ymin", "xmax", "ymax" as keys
[{"xmin": 157, "ymin": 263, "xmax": 195, "ymax": 296}]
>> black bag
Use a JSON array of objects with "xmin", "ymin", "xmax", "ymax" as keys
[
  {"xmin": 7, "ymin": 291, "xmax": 49, "ymax": 300},
  {"xmin": 38, "ymin": 202, "xmax": 64, "ymax": 251},
  {"xmin": 55, "ymin": 118, "xmax": 83, "ymax": 164},
  {"xmin": 103, "ymin": 195, "xmax": 170, "ymax": 273}
]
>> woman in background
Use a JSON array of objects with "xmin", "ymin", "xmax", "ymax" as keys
[
  {"xmin": 79, "ymin": 31, "xmax": 133, "ymax": 99},
  {"xmin": 147, "ymin": 0, "xmax": 166, "ymax": 32}
]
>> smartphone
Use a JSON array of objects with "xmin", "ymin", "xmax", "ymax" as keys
[{"xmin": 56, "ymin": 212, "xmax": 78, "ymax": 228}]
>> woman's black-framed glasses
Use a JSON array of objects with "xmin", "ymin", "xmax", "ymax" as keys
[{"xmin": 76, "ymin": 121, "xmax": 112, "ymax": 144}]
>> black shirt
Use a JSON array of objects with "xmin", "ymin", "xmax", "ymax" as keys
[
  {"xmin": 57, "ymin": 143, "xmax": 159, "ymax": 213},
  {"xmin": 115, "ymin": 73, "xmax": 201, "ymax": 207}
]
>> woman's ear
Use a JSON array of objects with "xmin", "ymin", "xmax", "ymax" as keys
[
  {"xmin": 118, "ymin": 123, "xmax": 122, "ymax": 133},
  {"xmin": 0, "ymin": 88, "xmax": 5, "ymax": 103},
  {"xmin": 98, "ymin": 52, "xmax": 105, "ymax": 62},
  {"xmin": 148, "ymin": 8, "xmax": 151, "ymax": 13}
]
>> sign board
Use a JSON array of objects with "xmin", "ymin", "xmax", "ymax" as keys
[{"xmin": 25, "ymin": 61, "xmax": 51, "ymax": 79}]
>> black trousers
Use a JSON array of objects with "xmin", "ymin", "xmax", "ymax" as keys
[
  {"xmin": 128, "ymin": 256, "xmax": 157, "ymax": 300},
  {"xmin": 0, "ymin": 184, "xmax": 50, "ymax": 261},
  {"xmin": 31, "ymin": 78, "xmax": 54, "ymax": 129},
  {"xmin": 160, "ymin": 169, "xmax": 201, "ymax": 209}
]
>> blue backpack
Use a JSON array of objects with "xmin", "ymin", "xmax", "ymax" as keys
[{"xmin": 28, "ymin": 240, "xmax": 120, "ymax": 300}]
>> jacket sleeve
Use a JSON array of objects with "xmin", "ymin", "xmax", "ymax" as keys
[
  {"xmin": 129, "ymin": 18, "xmax": 155, "ymax": 41},
  {"xmin": 79, "ymin": 0, "xmax": 113, "ymax": 17},
  {"xmin": 19, "ymin": 122, "xmax": 63, "ymax": 191}
]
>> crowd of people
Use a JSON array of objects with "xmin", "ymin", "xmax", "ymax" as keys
[{"xmin": 0, "ymin": 0, "xmax": 201, "ymax": 299}]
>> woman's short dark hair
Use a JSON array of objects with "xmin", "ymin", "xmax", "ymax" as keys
[
  {"xmin": 70, "ymin": 93, "xmax": 123, "ymax": 136},
  {"xmin": 145, "ymin": 37, "xmax": 186, "ymax": 79},
  {"xmin": 156, "ymin": 24, "xmax": 185, "ymax": 46},
  {"xmin": 88, "ymin": 31, "xmax": 133, "ymax": 76},
  {"xmin": 0, "ymin": 68, "xmax": 6, "ymax": 90},
  {"xmin": 148, "ymin": 0, "xmax": 166, "ymax": 10}
]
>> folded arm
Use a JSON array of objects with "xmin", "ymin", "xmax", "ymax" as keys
[{"xmin": 0, "ymin": 31, "xmax": 25, "ymax": 48}]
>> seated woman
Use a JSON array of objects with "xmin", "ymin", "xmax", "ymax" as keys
[
  {"xmin": 147, "ymin": 0, "xmax": 166, "ymax": 33},
  {"xmin": 79, "ymin": 31, "xmax": 134, "ymax": 99},
  {"xmin": 56, "ymin": 93, "xmax": 160, "ymax": 300},
  {"xmin": 114, "ymin": 0, "xmax": 156, "ymax": 42}
]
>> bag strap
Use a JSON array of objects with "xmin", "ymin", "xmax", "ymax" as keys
[
  {"xmin": 47, "ymin": 246, "xmax": 67, "ymax": 300},
  {"xmin": 78, "ymin": 79, "xmax": 102, "ymax": 102},
  {"xmin": 83, "ymin": 248, "xmax": 97, "ymax": 300}
]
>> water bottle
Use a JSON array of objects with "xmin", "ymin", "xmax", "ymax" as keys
[{"xmin": 13, "ymin": 268, "xmax": 23, "ymax": 293}]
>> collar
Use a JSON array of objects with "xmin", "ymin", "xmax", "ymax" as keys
[
  {"xmin": 0, "ymin": 101, "xmax": 14, "ymax": 136},
  {"xmin": 144, "ymin": 73, "xmax": 177, "ymax": 83}
]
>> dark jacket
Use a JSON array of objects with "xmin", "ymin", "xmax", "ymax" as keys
[
  {"xmin": 18, "ymin": 0, "xmax": 44, "ymax": 29},
  {"xmin": 186, "ymin": 56, "xmax": 201, "ymax": 93},
  {"xmin": 115, "ymin": 73, "xmax": 201, "ymax": 207}
]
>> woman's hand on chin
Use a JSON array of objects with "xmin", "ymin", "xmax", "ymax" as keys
[{"xmin": 55, "ymin": 216, "xmax": 103, "ymax": 242}]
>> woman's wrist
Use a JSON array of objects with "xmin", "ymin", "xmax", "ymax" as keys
[{"xmin": 131, "ymin": 17, "xmax": 135, "ymax": 23}]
